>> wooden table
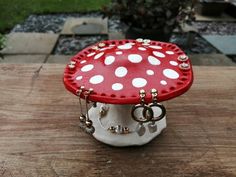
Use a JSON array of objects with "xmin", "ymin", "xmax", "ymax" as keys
[{"xmin": 0, "ymin": 64, "xmax": 235, "ymax": 177}]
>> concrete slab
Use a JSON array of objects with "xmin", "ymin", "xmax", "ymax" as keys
[
  {"xmin": 173, "ymin": 23, "xmax": 198, "ymax": 33},
  {"xmin": 0, "ymin": 54, "xmax": 46, "ymax": 63},
  {"xmin": 1, "ymin": 33, "xmax": 59, "ymax": 54},
  {"xmin": 61, "ymin": 17, "xmax": 108, "ymax": 35},
  {"xmin": 195, "ymin": 13, "xmax": 236, "ymax": 22},
  {"xmin": 108, "ymin": 32, "xmax": 125, "ymax": 40},
  {"xmin": 47, "ymin": 55, "xmax": 73, "ymax": 64},
  {"xmin": 202, "ymin": 35, "xmax": 236, "ymax": 55},
  {"xmin": 190, "ymin": 54, "xmax": 236, "ymax": 66}
]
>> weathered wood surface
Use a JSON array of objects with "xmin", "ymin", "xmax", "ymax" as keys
[{"xmin": 0, "ymin": 64, "xmax": 235, "ymax": 177}]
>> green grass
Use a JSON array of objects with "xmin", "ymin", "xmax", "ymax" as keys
[{"xmin": 0, "ymin": 0, "xmax": 110, "ymax": 33}]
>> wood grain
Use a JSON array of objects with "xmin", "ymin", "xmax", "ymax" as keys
[{"xmin": 0, "ymin": 64, "xmax": 235, "ymax": 177}]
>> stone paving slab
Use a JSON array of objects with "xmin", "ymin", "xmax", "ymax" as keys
[
  {"xmin": 1, "ymin": 33, "xmax": 59, "ymax": 54},
  {"xmin": 47, "ymin": 55, "xmax": 73, "ymax": 64},
  {"xmin": 189, "ymin": 54, "xmax": 236, "ymax": 66},
  {"xmin": 202, "ymin": 35, "xmax": 236, "ymax": 55},
  {"xmin": 195, "ymin": 13, "xmax": 236, "ymax": 21},
  {"xmin": 108, "ymin": 32, "xmax": 125, "ymax": 40},
  {"xmin": 61, "ymin": 17, "xmax": 108, "ymax": 35},
  {"xmin": 0, "ymin": 55, "xmax": 46, "ymax": 63}
]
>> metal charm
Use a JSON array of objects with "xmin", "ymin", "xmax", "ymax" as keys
[
  {"xmin": 131, "ymin": 89, "xmax": 153, "ymax": 123},
  {"xmin": 107, "ymin": 125, "xmax": 130, "ymax": 134},
  {"xmin": 178, "ymin": 55, "xmax": 189, "ymax": 62},
  {"xmin": 91, "ymin": 46, "xmax": 99, "ymax": 50},
  {"xmin": 179, "ymin": 62, "xmax": 190, "ymax": 70},
  {"xmin": 84, "ymin": 88, "xmax": 95, "ymax": 134},
  {"xmin": 136, "ymin": 38, "xmax": 143, "ymax": 43},
  {"xmin": 136, "ymin": 123, "xmax": 146, "ymax": 136},
  {"xmin": 76, "ymin": 86, "xmax": 86, "ymax": 129},
  {"xmin": 99, "ymin": 104, "xmax": 109, "ymax": 117},
  {"xmin": 143, "ymin": 39, "xmax": 151, "ymax": 44},
  {"xmin": 68, "ymin": 63, "xmax": 75, "ymax": 70},
  {"xmin": 148, "ymin": 89, "xmax": 166, "ymax": 122},
  {"xmin": 98, "ymin": 43, "xmax": 106, "ymax": 48},
  {"xmin": 148, "ymin": 121, "xmax": 157, "ymax": 133}
]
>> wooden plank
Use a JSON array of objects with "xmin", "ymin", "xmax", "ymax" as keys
[
  {"xmin": 0, "ymin": 64, "xmax": 235, "ymax": 177},
  {"xmin": 0, "ymin": 55, "xmax": 46, "ymax": 63},
  {"xmin": 47, "ymin": 55, "xmax": 73, "ymax": 64},
  {"xmin": 190, "ymin": 54, "xmax": 236, "ymax": 66}
]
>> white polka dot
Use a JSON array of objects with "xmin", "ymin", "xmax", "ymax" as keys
[
  {"xmin": 132, "ymin": 78, "xmax": 147, "ymax": 88},
  {"xmin": 89, "ymin": 75, "xmax": 104, "ymax": 84},
  {"xmin": 148, "ymin": 56, "xmax": 161, "ymax": 65},
  {"xmin": 116, "ymin": 51, "xmax": 123, "ymax": 55},
  {"xmin": 87, "ymin": 52, "xmax": 95, "ymax": 57},
  {"xmin": 81, "ymin": 64, "xmax": 94, "ymax": 72},
  {"xmin": 128, "ymin": 54, "xmax": 143, "ymax": 63},
  {"xmin": 163, "ymin": 69, "xmax": 179, "ymax": 79},
  {"xmin": 104, "ymin": 56, "xmax": 115, "ymax": 65},
  {"xmin": 94, "ymin": 52, "xmax": 104, "ymax": 60},
  {"xmin": 126, "ymin": 42, "xmax": 135, "ymax": 45},
  {"xmin": 160, "ymin": 80, "xmax": 167, "ymax": 85},
  {"xmin": 166, "ymin": 51, "xmax": 174, "ymax": 55},
  {"xmin": 170, "ymin": 61, "xmax": 178, "ymax": 66},
  {"xmin": 149, "ymin": 45, "xmax": 162, "ymax": 49},
  {"xmin": 142, "ymin": 43, "xmax": 150, "ymax": 46},
  {"xmin": 146, "ymin": 70, "xmax": 154, "ymax": 75},
  {"xmin": 117, "ymin": 44, "xmax": 132, "ymax": 50},
  {"xmin": 112, "ymin": 83, "xmax": 123, "ymax": 91},
  {"xmin": 153, "ymin": 51, "xmax": 165, "ymax": 58},
  {"xmin": 76, "ymin": 76, "xmax": 83, "ymax": 80},
  {"xmin": 138, "ymin": 47, "xmax": 146, "ymax": 51},
  {"xmin": 100, "ymin": 47, "xmax": 111, "ymax": 51},
  {"xmin": 115, "ymin": 67, "xmax": 128, "ymax": 78},
  {"xmin": 80, "ymin": 60, "xmax": 86, "ymax": 64}
]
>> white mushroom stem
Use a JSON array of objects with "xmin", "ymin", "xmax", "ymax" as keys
[{"xmin": 88, "ymin": 103, "xmax": 166, "ymax": 147}]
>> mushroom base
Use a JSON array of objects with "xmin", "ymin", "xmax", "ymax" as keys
[{"xmin": 89, "ymin": 103, "xmax": 166, "ymax": 147}]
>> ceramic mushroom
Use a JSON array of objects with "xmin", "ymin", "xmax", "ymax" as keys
[{"xmin": 63, "ymin": 38, "xmax": 193, "ymax": 147}]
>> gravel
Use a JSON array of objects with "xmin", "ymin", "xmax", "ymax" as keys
[
  {"xmin": 11, "ymin": 13, "xmax": 231, "ymax": 55},
  {"xmin": 52, "ymin": 33, "xmax": 218, "ymax": 55},
  {"xmin": 53, "ymin": 35, "xmax": 108, "ymax": 55},
  {"xmin": 193, "ymin": 21, "xmax": 236, "ymax": 35},
  {"xmin": 11, "ymin": 13, "xmax": 122, "ymax": 33},
  {"xmin": 170, "ymin": 33, "xmax": 219, "ymax": 54},
  {"xmin": 12, "ymin": 14, "xmax": 236, "ymax": 36},
  {"xmin": 12, "ymin": 14, "xmax": 65, "ymax": 33}
]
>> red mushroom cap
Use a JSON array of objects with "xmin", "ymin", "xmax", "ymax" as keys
[{"xmin": 63, "ymin": 39, "xmax": 193, "ymax": 104}]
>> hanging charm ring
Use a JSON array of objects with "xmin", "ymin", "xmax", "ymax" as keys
[
  {"xmin": 131, "ymin": 89, "xmax": 153, "ymax": 123},
  {"xmin": 147, "ymin": 89, "xmax": 166, "ymax": 121},
  {"xmin": 148, "ymin": 103, "xmax": 166, "ymax": 121}
]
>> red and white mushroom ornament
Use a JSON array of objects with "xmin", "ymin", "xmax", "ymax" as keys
[{"xmin": 63, "ymin": 38, "xmax": 193, "ymax": 146}]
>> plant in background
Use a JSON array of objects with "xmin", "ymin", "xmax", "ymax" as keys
[
  {"xmin": 0, "ymin": 33, "xmax": 6, "ymax": 59},
  {"xmin": 103, "ymin": 0, "xmax": 195, "ymax": 41}
]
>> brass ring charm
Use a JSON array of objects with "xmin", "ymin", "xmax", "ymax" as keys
[
  {"xmin": 142, "ymin": 88, "xmax": 166, "ymax": 122},
  {"xmin": 131, "ymin": 89, "xmax": 153, "ymax": 123},
  {"xmin": 131, "ymin": 104, "xmax": 153, "ymax": 123},
  {"xmin": 148, "ymin": 103, "xmax": 166, "ymax": 121}
]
